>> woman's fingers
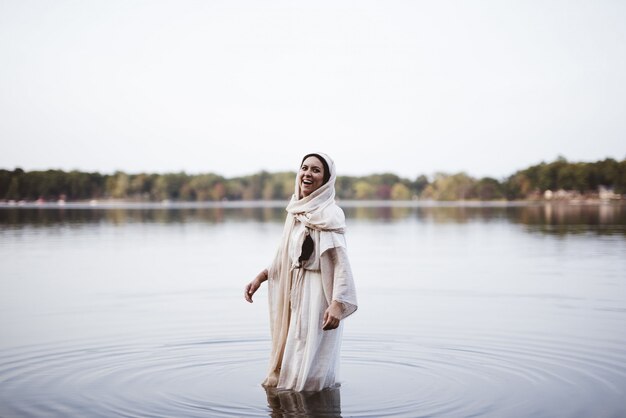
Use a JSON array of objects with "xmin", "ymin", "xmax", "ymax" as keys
[
  {"xmin": 323, "ymin": 319, "xmax": 338, "ymax": 330},
  {"xmin": 322, "ymin": 310, "xmax": 339, "ymax": 330},
  {"xmin": 322, "ymin": 302, "xmax": 343, "ymax": 330},
  {"xmin": 245, "ymin": 277, "xmax": 264, "ymax": 303},
  {"xmin": 322, "ymin": 311, "xmax": 329, "ymax": 327},
  {"xmin": 244, "ymin": 283, "xmax": 254, "ymax": 303}
]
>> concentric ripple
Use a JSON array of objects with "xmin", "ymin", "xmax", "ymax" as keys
[
  {"xmin": 1, "ymin": 330, "xmax": 625, "ymax": 418},
  {"xmin": 341, "ymin": 332, "xmax": 626, "ymax": 418},
  {"xmin": 0, "ymin": 336, "xmax": 270, "ymax": 418}
]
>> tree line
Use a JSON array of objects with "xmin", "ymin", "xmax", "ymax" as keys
[{"xmin": 1, "ymin": 157, "xmax": 624, "ymax": 202}]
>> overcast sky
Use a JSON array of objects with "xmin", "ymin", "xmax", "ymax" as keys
[{"xmin": 1, "ymin": 0, "xmax": 625, "ymax": 180}]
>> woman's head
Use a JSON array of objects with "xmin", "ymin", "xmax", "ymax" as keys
[{"xmin": 298, "ymin": 153, "xmax": 331, "ymax": 198}]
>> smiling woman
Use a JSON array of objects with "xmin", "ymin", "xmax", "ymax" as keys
[
  {"xmin": 244, "ymin": 152, "xmax": 358, "ymax": 392},
  {"xmin": 299, "ymin": 154, "xmax": 330, "ymax": 198}
]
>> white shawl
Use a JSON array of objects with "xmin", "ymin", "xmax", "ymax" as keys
[{"xmin": 263, "ymin": 153, "xmax": 358, "ymax": 387}]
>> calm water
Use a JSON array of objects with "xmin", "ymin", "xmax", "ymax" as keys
[{"xmin": 1, "ymin": 202, "xmax": 625, "ymax": 417}]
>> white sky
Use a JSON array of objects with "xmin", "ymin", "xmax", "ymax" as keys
[{"xmin": 1, "ymin": 0, "xmax": 625, "ymax": 180}]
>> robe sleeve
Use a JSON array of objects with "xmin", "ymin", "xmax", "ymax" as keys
[{"xmin": 320, "ymin": 245, "xmax": 358, "ymax": 319}]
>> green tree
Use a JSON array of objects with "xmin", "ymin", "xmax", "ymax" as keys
[
  {"xmin": 390, "ymin": 183, "xmax": 411, "ymax": 200},
  {"xmin": 412, "ymin": 175, "xmax": 429, "ymax": 196},
  {"xmin": 473, "ymin": 177, "xmax": 504, "ymax": 200},
  {"xmin": 211, "ymin": 182, "xmax": 226, "ymax": 201},
  {"xmin": 107, "ymin": 172, "xmax": 129, "ymax": 199},
  {"xmin": 616, "ymin": 159, "xmax": 626, "ymax": 193},
  {"xmin": 225, "ymin": 178, "xmax": 244, "ymax": 200},
  {"xmin": 267, "ymin": 172, "xmax": 295, "ymax": 200},
  {"xmin": 163, "ymin": 172, "xmax": 190, "ymax": 200},
  {"xmin": 128, "ymin": 173, "xmax": 152, "ymax": 199},
  {"xmin": 0, "ymin": 170, "xmax": 12, "ymax": 198},
  {"xmin": 423, "ymin": 172, "xmax": 475, "ymax": 200},
  {"xmin": 5, "ymin": 176, "xmax": 20, "ymax": 200},
  {"xmin": 336, "ymin": 176, "xmax": 357, "ymax": 200},
  {"xmin": 188, "ymin": 174, "xmax": 218, "ymax": 200},
  {"xmin": 151, "ymin": 176, "xmax": 168, "ymax": 201},
  {"xmin": 353, "ymin": 180, "xmax": 375, "ymax": 200}
]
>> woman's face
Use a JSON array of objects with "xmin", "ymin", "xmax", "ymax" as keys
[{"xmin": 299, "ymin": 156, "xmax": 325, "ymax": 198}]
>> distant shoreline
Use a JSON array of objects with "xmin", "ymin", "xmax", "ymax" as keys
[
  {"xmin": 2, "ymin": 157, "xmax": 625, "ymax": 202},
  {"xmin": 1, "ymin": 198, "xmax": 623, "ymax": 210}
]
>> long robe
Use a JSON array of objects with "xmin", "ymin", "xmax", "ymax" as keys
[
  {"xmin": 262, "ymin": 153, "xmax": 358, "ymax": 391},
  {"xmin": 264, "ymin": 217, "xmax": 357, "ymax": 391}
]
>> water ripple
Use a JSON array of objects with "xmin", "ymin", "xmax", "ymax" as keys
[{"xmin": 1, "ymin": 329, "xmax": 625, "ymax": 417}]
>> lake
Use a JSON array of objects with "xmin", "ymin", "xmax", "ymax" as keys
[{"xmin": 1, "ymin": 201, "xmax": 625, "ymax": 417}]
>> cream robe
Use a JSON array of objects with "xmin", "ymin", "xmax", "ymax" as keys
[
  {"xmin": 262, "ymin": 153, "xmax": 358, "ymax": 391},
  {"xmin": 266, "ymin": 223, "xmax": 356, "ymax": 391}
]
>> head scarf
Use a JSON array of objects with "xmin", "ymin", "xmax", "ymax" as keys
[
  {"xmin": 263, "ymin": 152, "xmax": 355, "ymax": 387},
  {"xmin": 287, "ymin": 152, "xmax": 345, "ymax": 248}
]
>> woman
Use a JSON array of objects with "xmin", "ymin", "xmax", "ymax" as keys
[{"xmin": 244, "ymin": 153, "xmax": 357, "ymax": 392}]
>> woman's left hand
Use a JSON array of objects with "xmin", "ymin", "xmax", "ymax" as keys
[{"xmin": 322, "ymin": 301, "xmax": 343, "ymax": 330}]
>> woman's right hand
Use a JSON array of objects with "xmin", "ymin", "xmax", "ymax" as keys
[
  {"xmin": 245, "ymin": 269, "xmax": 268, "ymax": 303},
  {"xmin": 244, "ymin": 279, "xmax": 261, "ymax": 303}
]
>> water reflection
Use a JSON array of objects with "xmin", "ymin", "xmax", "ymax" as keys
[
  {"xmin": 265, "ymin": 386, "xmax": 342, "ymax": 418},
  {"xmin": 1, "ymin": 201, "xmax": 625, "ymax": 417},
  {"xmin": 0, "ymin": 206, "xmax": 287, "ymax": 227},
  {"xmin": 1, "ymin": 202, "xmax": 625, "ymax": 237}
]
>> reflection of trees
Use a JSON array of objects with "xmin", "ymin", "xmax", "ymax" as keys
[
  {"xmin": 516, "ymin": 203, "xmax": 626, "ymax": 236},
  {"xmin": 344, "ymin": 202, "xmax": 626, "ymax": 237},
  {"xmin": 264, "ymin": 386, "xmax": 341, "ymax": 418},
  {"xmin": 345, "ymin": 205, "xmax": 412, "ymax": 221},
  {"xmin": 1, "ymin": 203, "xmax": 624, "ymax": 237},
  {"xmin": 0, "ymin": 206, "xmax": 288, "ymax": 228}
]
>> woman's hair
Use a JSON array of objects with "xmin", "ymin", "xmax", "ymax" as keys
[
  {"xmin": 297, "ymin": 153, "xmax": 331, "ymax": 264},
  {"xmin": 301, "ymin": 153, "xmax": 331, "ymax": 185}
]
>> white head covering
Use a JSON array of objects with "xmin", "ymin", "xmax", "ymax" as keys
[
  {"xmin": 262, "ymin": 152, "xmax": 357, "ymax": 387},
  {"xmin": 285, "ymin": 153, "xmax": 346, "ymax": 267},
  {"xmin": 288, "ymin": 152, "xmax": 340, "ymax": 218}
]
